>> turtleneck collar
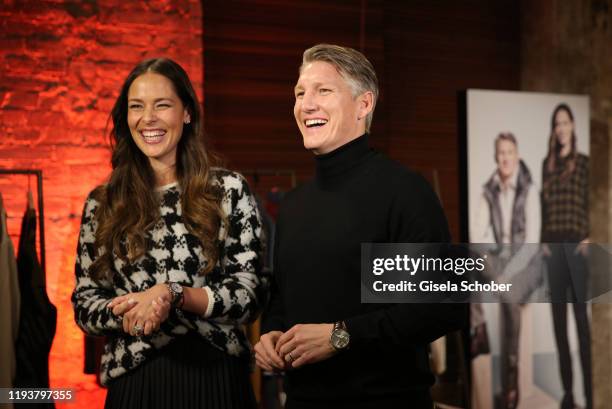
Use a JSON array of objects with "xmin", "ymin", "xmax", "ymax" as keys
[{"xmin": 315, "ymin": 133, "xmax": 372, "ymax": 183}]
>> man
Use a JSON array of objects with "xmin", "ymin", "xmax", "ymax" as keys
[
  {"xmin": 471, "ymin": 133, "xmax": 542, "ymax": 409},
  {"xmin": 254, "ymin": 44, "xmax": 467, "ymax": 409}
]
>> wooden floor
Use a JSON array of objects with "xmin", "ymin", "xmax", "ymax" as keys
[
  {"xmin": 516, "ymin": 385, "xmax": 558, "ymax": 409},
  {"xmin": 436, "ymin": 403, "xmax": 463, "ymax": 409},
  {"xmin": 437, "ymin": 384, "xmax": 557, "ymax": 409}
]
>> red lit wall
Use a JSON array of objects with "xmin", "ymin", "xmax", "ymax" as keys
[{"xmin": 0, "ymin": 1, "xmax": 203, "ymax": 408}]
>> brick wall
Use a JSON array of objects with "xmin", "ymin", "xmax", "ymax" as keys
[
  {"xmin": 0, "ymin": 1, "xmax": 203, "ymax": 407},
  {"xmin": 520, "ymin": 2, "xmax": 612, "ymax": 407}
]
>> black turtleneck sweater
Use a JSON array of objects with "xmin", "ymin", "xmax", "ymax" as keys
[{"xmin": 264, "ymin": 134, "xmax": 467, "ymax": 409}]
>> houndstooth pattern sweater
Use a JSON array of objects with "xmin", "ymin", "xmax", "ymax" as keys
[{"xmin": 71, "ymin": 169, "xmax": 266, "ymax": 386}]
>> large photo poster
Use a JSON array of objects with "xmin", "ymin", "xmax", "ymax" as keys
[{"xmin": 467, "ymin": 90, "xmax": 591, "ymax": 409}]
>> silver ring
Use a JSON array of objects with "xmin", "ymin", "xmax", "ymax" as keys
[
  {"xmin": 133, "ymin": 324, "xmax": 144, "ymax": 336},
  {"xmin": 287, "ymin": 352, "xmax": 295, "ymax": 362}
]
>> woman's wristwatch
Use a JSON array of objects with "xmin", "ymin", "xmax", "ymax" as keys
[{"xmin": 165, "ymin": 282, "xmax": 184, "ymax": 309}]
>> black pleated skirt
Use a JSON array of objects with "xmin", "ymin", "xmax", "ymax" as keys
[{"xmin": 105, "ymin": 334, "xmax": 256, "ymax": 409}]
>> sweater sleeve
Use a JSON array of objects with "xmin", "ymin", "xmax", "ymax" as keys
[
  {"xmin": 71, "ymin": 193, "xmax": 123, "ymax": 336},
  {"xmin": 344, "ymin": 173, "xmax": 468, "ymax": 347},
  {"xmin": 188, "ymin": 173, "xmax": 268, "ymax": 326}
]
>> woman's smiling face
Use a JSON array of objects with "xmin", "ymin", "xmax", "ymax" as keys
[{"xmin": 127, "ymin": 72, "xmax": 190, "ymax": 170}]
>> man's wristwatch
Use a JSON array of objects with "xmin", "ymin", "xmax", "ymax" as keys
[
  {"xmin": 165, "ymin": 282, "xmax": 184, "ymax": 309},
  {"xmin": 330, "ymin": 321, "xmax": 350, "ymax": 351}
]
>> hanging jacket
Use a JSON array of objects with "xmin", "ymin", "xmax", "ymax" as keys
[
  {"xmin": 0, "ymin": 195, "xmax": 20, "ymax": 407},
  {"xmin": 14, "ymin": 207, "xmax": 57, "ymax": 409}
]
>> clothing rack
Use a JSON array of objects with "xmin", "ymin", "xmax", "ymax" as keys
[{"xmin": 0, "ymin": 169, "xmax": 46, "ymax": 277}]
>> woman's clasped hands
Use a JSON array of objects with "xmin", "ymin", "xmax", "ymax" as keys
[{"xmin": 108, "ymin": 284, "xmax": 173, "ymax": 337}]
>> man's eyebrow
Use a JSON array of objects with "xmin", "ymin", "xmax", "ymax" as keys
[{"xmin": 294, "ymin": 82, "xmax": 325, "ymax": 90}]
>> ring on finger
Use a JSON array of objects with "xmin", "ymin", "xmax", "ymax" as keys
[
  {"xmin": 287, "ymin": 352, "xmax": 295, "ymax": 362},
  {"xmin": 133, "ymin": 323, "xmax": 144, "ymax": 337}
]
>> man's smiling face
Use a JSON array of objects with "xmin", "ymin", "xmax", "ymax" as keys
[{"xmin": 293, "ymin": 61, "xmax": 367, "ymax": 155}]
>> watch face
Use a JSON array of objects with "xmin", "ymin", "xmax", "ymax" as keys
[
  {"xmin": 331, "ymin": 329, "xmax": 350, "ymax": 349},
  {"xmin": 170, "ymin": 282, "xmax": 183, "ymax": 294}
]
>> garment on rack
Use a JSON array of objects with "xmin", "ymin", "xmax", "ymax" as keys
[
  {"xmin": 14, "ymin": 207, "xmax": 57, "ymax": 409},
  {"xmin": 265, "ymin": 188, "xmax": 284, "ymax": 221},
  {"xmin": 83, "ymin": 334, "xmax": 105, "ymax": 387},
  {"xmin": 0, "ymin": 196, "xmax": 21, "ymax": 405}
]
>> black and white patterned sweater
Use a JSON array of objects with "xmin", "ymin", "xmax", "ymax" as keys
[{"xmin": 71, "ymin": 169, "xmax": 266, "ymax": 386}]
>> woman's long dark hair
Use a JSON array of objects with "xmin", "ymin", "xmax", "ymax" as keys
[
  {"xmin": 544, "ymin": 103, "xmax": 577, "ymax": 180},
  {"xmin": 90, "ymin": 58, "xmax": 224, "ymax": 280}
]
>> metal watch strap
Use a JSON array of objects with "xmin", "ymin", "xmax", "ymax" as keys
[
  {"xmin": 166, "ymin": 282, "xmax": 184, "ymax": 308},
  {"xmin": 334, "ymin": 321, "xmax": 347, "ymax": 331}
]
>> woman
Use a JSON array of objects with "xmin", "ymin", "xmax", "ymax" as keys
[
  {"xmin": 71, "ymin": 58, "xmax": 266, "ymax": 409},
  {"xmin": 541, "ymin": 103, "xmax": 591, "ymax": 409}
]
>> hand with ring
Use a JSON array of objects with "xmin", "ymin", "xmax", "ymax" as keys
[
  {"xmin": 127, "ymin": 296, "xmax": 171, "ymax": 337},
  {"xmin": 108, "ymin": 284, "xmax": 173, "ymax": 337},
  {"xmin": 132, "ymin": 323, "xmax": 144, "ymax": 337},
  {"xmin": 275, "ymin": 323, "xmax": 336, "ymax": 368}
]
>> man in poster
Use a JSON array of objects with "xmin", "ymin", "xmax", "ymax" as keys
[
  {"xmin": 254, "ymin": 43, "xmax": 467, "ymax": 408},
  {"xmin": 471, "ymin": 132, "xmax": 543, "ymax": 409}
]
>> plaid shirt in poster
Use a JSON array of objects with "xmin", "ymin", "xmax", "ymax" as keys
[{"xmin": 541, "ymin": 153, "xmax": 589, "ymax": 242}]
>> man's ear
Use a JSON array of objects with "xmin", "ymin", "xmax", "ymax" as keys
[{"xmin": 357, "ymin": 91, "xmax": 374, "ymax": 121}]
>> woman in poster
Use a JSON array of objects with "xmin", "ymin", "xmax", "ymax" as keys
[{"xmin": 541, "ymin": 103, "xmax": 592, "ymax": 409}]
